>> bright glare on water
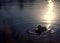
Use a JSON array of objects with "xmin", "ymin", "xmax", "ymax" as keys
[
  {"xmin": 45, "ymin": 0, "xmax": 55, "ymax": 30},
  {"xmin": 30, "ymin": 0, "xmax": 60, "ymax": 31}
]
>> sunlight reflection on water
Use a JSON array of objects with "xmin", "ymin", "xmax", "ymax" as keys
[{"xmin": 44, "ymin": 0, "xmax": 55, "ymax": 31}]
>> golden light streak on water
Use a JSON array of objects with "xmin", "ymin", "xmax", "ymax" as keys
[{"xmin": 45, "ymin": 0, "xmax": 55, "ymax": 30}]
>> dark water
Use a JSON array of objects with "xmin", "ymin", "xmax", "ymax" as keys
[{"xmin": 0, "ymin": 0, "xmax": 60, "ymax": 43}]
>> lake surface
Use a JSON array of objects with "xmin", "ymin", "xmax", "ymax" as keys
[{"xmin": 0, "ymin": 0, "xmax": 60, "ymax": 42}]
